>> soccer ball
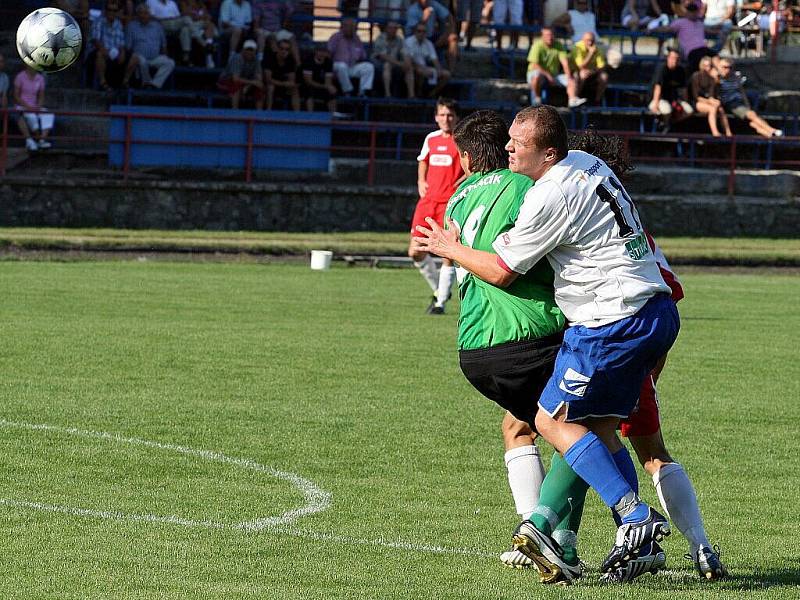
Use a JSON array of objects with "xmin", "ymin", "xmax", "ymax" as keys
[{"xmin": 16, "ymin": 8, "xmax": 83, "ymax": 73}]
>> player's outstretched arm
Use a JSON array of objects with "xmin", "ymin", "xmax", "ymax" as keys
[{"xmin": 413, "ymin": 217, "xmax": 518, "ymax": 287}]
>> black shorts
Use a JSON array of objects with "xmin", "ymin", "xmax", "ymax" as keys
[{"xmin": 458, "ymin": 332, "xmax": 564, "ymax": 430}]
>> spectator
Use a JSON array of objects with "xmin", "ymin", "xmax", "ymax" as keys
[
  {"xmin": 405, "ymin": 0, "xmax": 459, "ymax": 71},
  {"xmin": 56, "ymin": 0, "xmax": 90, "ymax": 39},
  {"xmin": 648, "ymin": 47, "xmax": 694, "ymax": 132},
  {"xmin": 327, "ymin": 18, "xmax": 375, "ymax": 97},
  {"xmin": 717, "ymin": 58, "xmax": 783, "ymax": 137},
  {"xmin": 91, "ymin": 0, "xmax": 127, "ymax": 91},
  {"xmin": 552, "ymin": 0, "xmax": 599, "ymax": 44},
  {"xmin": 457, "ymin": 0, "xmax": 482, "ymax": 50},
  {"xmin": 658, "ymin": 2, "xmax": 717, "ymax": 72},
  {"xmin": 703, "ymin": 0, "xmax": 735, "ymax": 50},
  {"xmin": 621, "ymin": 0, "xmax": 669, "ymax": 29},
  {"xmin": 0, "ymin": 54, "xmax": 8, "ymax": 110},
  {"xmin": 526, "ymin": 27, "xmax": 585, "ymax": 108},
  {"xmin": 252, "ymin": 0, "xmax": 301, "ymax": 65},
  {"xmin": 219, "ymin": 0, "xmax": 253, "ymax": 55},
  {"xmin": 689, "ymin": 55, "xmax": 731, "ymax": 136},
  {"xmin": 372, "ymin": 21, "xmax": 415, "ymax": 98},
  {"xmin": 147, "ymin": 0, "xmax": 194, "ymax": 65},
  {"xmin": 14, "ymin": 65, "xmax": 55, "ymax": 152},
  {"xmin": 301, "ymin": 44, "xmax": 338, "ymax": 112},
  {"xmin": 181, "ymin": 0, "xmax": 220, "ymax": 68},
  {"xmin": 405, "ymin": 22, "xmax": 451, "ymax": 97},
  {"xmin": 123, "ymin": 3, "xmax": 176, "ymax": 89},
  {"xmin": 492, "ymin": 0, "xmax": 523, "ymax": 49},
  {"xmin": 263, "ymin": 39, "xmax": 300, "ymax": 110},
  {"xmin": 217, "ymin": 38, "xmax": 264, "ymax": 108},
  {"xmin": 571, "ymin": 31, "xmax": 608, "ymax": 105}
]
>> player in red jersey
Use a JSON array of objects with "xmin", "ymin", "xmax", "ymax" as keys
[
  {"xmin": 499, "ymin": 130, "xmax": 726, "ymax": 582},
  {"xmin": 408, "ymin": 98, "xmax": 464, "ymax": 314}
]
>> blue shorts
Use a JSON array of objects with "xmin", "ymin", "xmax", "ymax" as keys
[{"xmin": 538, "ymin": 293, "xmax": 680, "ymax": 422}]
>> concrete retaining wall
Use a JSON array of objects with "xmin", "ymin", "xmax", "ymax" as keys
[{"xmin": 0, "ymin": 172, "xmax": 798, "ymax": 236}]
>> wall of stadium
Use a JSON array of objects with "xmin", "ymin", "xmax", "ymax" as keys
[{"xmin": 1, "ymin": 172, "xmax": 798, "ymax": 236}]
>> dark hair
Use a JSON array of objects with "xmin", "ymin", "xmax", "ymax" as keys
[
  {"xmin": 665, "ymin": 47, "xmax": 681, "ymax": 56},
  {"xmin": 453, "ymin": 110, "xmax": 509, "ymax": 174},
  {"xmin": 569, "ymin": 128, "xmax": 633, "ymax": 180},
  {"xmin": 514, "ymin": 105, "xmax": 568, "ymax": 160},
  {"xmin": 436, "ymin": 96, "xmax": 459, "ymax": 115}
]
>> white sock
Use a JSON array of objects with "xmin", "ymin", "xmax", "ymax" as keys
[
  {"xmin": 413, "ymin": 255, "xmax": 439, "ymax": 293},
  {"xmin": 505, "ymin": 445, "xmax": 545, "ymax": 521},
  {"xmin": 435, "ymin": 265, "xmax": 455, "ymax": 307},
  {"xmin": 653, "ymin": 462, "xmax": 712, "ymax": 554}
]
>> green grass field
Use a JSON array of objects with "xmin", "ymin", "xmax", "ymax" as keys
[{"xmin": 1, "ymin": 261, "xmax": 799, "ymax": 599}]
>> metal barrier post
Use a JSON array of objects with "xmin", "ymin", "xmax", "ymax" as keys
[
  {"xmin": 367, "ymin": 126, "xmax": 377, "ymax": 186},
  {"xmin": 245, "ymin": 118, "xmax": 254, "ymax": 183},
  {"xmin": 727, "ymin": 136, "xmax": 737, "ymax": 196},
  {"xmin": 1, "ymin": 108, "xmax": 8, "ymax": 177},
  {"xmin": 123, "ymin": 114, "xmax": 132, "ymax": 180}
]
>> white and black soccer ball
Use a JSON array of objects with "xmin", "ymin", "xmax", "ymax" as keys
[{"xmin": 16, "ymin": 8, "xmax": 83, "ymax": 73}]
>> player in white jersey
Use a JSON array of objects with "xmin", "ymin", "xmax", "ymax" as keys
[{"xmin": 414, "ymin": 106, "xmax": 679, "ymax": 576}]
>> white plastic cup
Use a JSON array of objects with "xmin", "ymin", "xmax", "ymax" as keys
[{"xmin": 310, "ymin": 250, "xmax": 333, "ymax": 270}]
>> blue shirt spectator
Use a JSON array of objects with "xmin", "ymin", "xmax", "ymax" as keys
[
  {"xmin": 406, "ymin": 0, "xmax": 451, "ymax": 39},
  {"xmin": 126, "ymin": 15, "xmax": 167, "ymax": 59},
  {"xmin": 91, "ymin": 10, "xmax": 125, "ymax": 54},
  {"xmin": 219, "ymin": 0, "xmax": 253, "ymax": 28}
]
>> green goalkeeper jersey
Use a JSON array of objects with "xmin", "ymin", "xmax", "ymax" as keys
[{"xmin": 445, "ymin": 169, "xmax": 565, "ymax": 351}]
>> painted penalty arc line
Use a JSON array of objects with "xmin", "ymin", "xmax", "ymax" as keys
[
  {"xmin": 0, "ymin": 419, "xmax": 488, "ymax": 558},
  {"xmin": 0, "ymin": 418, "xmax": 330, "ymax": 530}
]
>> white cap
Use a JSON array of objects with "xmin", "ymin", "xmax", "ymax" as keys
[{"xmin": 243, "ymin": 39, "xmax": 257, "ymax": 50}]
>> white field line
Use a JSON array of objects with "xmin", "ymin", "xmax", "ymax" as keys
[
  {"xmin": 0, "ymin": 419, "xmax": 489, "ymax": 558},
  {"xmin": 0, "ymin": 418, "xmax": 330, "ymax": 529}
]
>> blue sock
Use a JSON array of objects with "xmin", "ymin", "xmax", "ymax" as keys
[
  {"xmin": 563, "ymin": 432, "xmax": 632, "ymax": 509},
  {"xmin": 612, "ymin": 447, "xmax": 638, "ymax": 494},
  {"xmin": 610, "ymin": 447, "xmax": 643, "ymax": 524}
]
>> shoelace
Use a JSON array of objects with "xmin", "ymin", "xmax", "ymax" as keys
[{"xmin": 684, "ymin": 544, "xmax": 723, "ymax": 562}]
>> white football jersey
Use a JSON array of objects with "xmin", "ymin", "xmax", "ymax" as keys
[{"xmin": 492, "ymin": 150, "xmax": 670, "ymax": 327}]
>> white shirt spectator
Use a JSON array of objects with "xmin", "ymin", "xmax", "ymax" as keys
[
  {"xmin": 220, "ymin": 0, "xmax": 253, "ymax": 28},
  {"xmin": 404, "ymin": 34, "xmax": 437, "ymax": 66},
  {"xmin": 704, "ymin": 0, "xmax": 734, "ymax": 22},
  {"xmin": 147, "ymin": 0, "xmax": 181, "ymax": 19}
]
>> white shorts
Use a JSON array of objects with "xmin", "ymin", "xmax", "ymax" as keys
[
  {"xmin": 17, "ymin": 108, "xmax": 55, "ymax": 131},
  {"xmin": 527, "ymin": 70, "xmax": 568, "ymax": 87}
]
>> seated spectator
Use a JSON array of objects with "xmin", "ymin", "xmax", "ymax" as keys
[
  {"xmin": 405, "ymin": 0, "xmax": 459, "ymax": 71},
  {"xmin": 571, "ymin": 31, "xmax": 608, "ymax": 105},
  {"xmin": 147, "ymin": 0, "xmax": 194, "ymax": 66},
  {"xmin": 405, "ymin": 22, "xmax": 451, "ymax": 97},
  {"xmin": 91, "ymin": 0, "xmax": 127, "ymax": 91},
  {"xmin": 0, "ymin": 54, "xmax": 8, "ymax": 110},
  {"xmin": 526, "ymin": 27, "xmax": 585, "ymax": 108},
  {"xmin": 219, "ymin": 0, "xmax": 253, "ymax": 55},
  {"xmin": 372, "ymin": 21, "xmax": 415, "ymax": 98},
  {"xmin": 621, "ymin": 0, "xmax": 669, "ymax": 29},
  {"xmin": 648, "ymin": 47, "xmax": 694, "ymax": 132},
  {"xmin": 327, "ymin": 18, "xmax": 374, "ymax": 97},
  {"xmin": 123, "ymin": 3, "xmax": 176, "ymax": 89},
  {"xmin": 252, "ymin": 0, "xmax": 301, "ymax": 65},
  {"xmin": 181, "ymin": 0, "xmax": 220, "ymax": 68},
  {"xmin": 718, "ymin": 58, "xmax": 782, "ymax": 137},
  {"xmin": 689, "ymin": 55, "xmax": 731, "ymax": 136},
  {"xmin": 14, "ymin": 65, "xmax": 55, "ymax": 152},
  {"xmin": 657, "ymin": 2, "xmax": 717, "ymax": 72},
  {"xmin": 302, "ymin": 44, "xmax": 338, "ymax": 112},
  {"xmin": 263, "ymin": 39, "xmax": 300, "ymax": 110},
  {"xmin": 703, "ymin": 0, "xmax": 735, "ymax": 50},
  {"xmin": 552, "ymin": 0, "xmax": 599, "ymax": 44},
  {"xmin": 217, "ymin": 38, "xmax": 264, "ymax": 108},
  {"xmin": 492, "ymin": 0, "xmax": 523, "ymax": 49}
]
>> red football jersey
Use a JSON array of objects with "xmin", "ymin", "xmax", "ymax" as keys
[{"xmin": 417, "ymin": 130, "xmax": 463, "ymax": 204}]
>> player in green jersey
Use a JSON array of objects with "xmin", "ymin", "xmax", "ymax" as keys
[{"xmin": 411, "ymin": 110, "xmax": 589, "ymax": 582}]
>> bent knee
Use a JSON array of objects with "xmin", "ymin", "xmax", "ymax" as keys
[{"xmin": 501, "ymin": 412, "xmax": 535, "ymax": 447}]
